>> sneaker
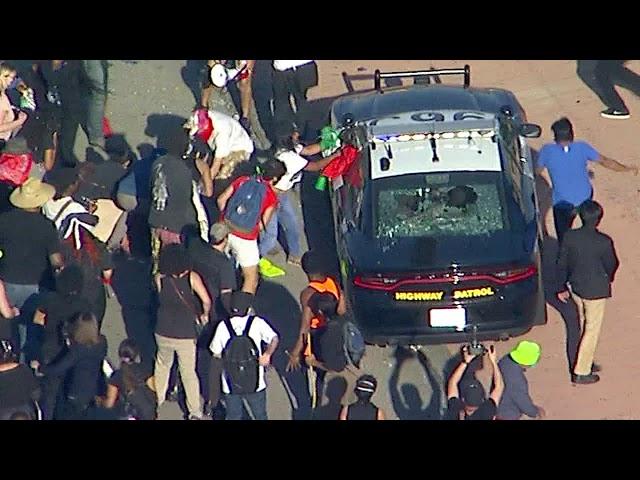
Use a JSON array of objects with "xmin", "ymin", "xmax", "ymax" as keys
[
  {"xmin": 287, "ymin": 256, "xmax": 302, "ymax": 267},
  {"xmin": 188, "ymin": 415, "xmax": 203, "ymax": 420},
  {"xmin": 166, "ymin": 388, "xmax": 180, "ymax": 402},
  {"xmin": 591, "ymin": 363, "xmax": 602, "ymax": 373},
  {"xmin": 572, "ymin": 373, "xmax": 600, "ymax": 385},
  {"xmin": 600, "ymin": 108, "xmax": 630, "ymax": 119},
  {"xmin": 258, "ymin": 258, "xmax": 286, "ymax": 278}
]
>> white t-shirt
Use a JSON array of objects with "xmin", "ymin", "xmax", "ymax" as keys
[
  {"xmin": 207, "ymin": 110, "xmax": 254, "ymax": 159},
  {"xmin": 273, "ymin": 60, "xmax": 313, "ymax": 72},
  {"xmin": 274, "ymin": 145, "xmax": 308, "ymax": 191},
  {"xmin": 210, "ymin": 315, "xmax": 278, "ymax": 394}
]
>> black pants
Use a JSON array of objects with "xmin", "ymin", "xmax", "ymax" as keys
[
  {"xmin": 577, "ymin": 60, "xmax": 640, "ymax": 112},
  {"xmin": 41, "ymin": 375, "xmax": 63, "ymax": 420},
  {"xmin": 58, "ymin": 106, "xmax": 84, "ymax": 166},
  {"xmin": 553, "ymin": 201, "xmax": 579, "ymax": 247},
  {"xmin": 272, "ymin": 62, "xmax": 318, "ymax": 131}
]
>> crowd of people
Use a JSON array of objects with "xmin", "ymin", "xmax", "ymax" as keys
[{"xmin": 0, "ymin": 59, "xmax": 634, "ymax": 420}]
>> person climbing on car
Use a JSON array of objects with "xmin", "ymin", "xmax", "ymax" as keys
[
  {"xmin": 536, "ymin": 117, "xmax": 638, "ymax": 246},
  {"xmin": 216, "ymin": 157, "xmax": 285, "ymax": 294}
]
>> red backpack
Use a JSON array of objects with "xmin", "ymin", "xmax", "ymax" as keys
[{"xmin": 0, "ymin": 152, "xmax": 33, "ymax": 186}]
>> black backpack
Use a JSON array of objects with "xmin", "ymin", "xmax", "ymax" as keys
[
  {"xmin": 319, "ymin": 320, "xmax": 348, "ymax": 373},
  {"xmin": 221, "ymin": 316, "xmax": 260, "ymax": 395},
  {"xmin": 123, "ymin": 382, "xmax": 158, "ymax": 420},
  {"xmin": 318, "ymin": 318, "xmax": 366, "ymax": 372}
]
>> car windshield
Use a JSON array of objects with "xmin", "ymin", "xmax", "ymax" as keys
[{"xmin": 374, "ymin": 171, "xmax": 508, "ymax": 239}]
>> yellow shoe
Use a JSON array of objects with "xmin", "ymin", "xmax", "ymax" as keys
[{"xmin": 259, "ymin": 258, "xmax": 286, "ymax": 278}]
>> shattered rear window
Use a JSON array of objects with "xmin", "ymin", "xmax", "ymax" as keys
[{"xmin": 375, "ymin": 171, "xmax": 507, "ymax": 239}]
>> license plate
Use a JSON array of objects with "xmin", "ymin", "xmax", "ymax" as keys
[{"xmin": 429, "ymin": 308, "xmax": 467, "ymax": 330}]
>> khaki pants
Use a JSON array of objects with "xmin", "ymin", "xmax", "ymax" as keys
[
  {"xmin": 154, "ymin": 334, "xmax": 202, "ymax": 418},
  {"xmin": 572, "ymin": 292, "xmax": 607, "ymax": 376}
]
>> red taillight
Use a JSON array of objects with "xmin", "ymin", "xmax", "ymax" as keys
[
  {"xmin": 491, "ymin": 265, "xmax": 537, "ymax": 284},
  {"xmin": 354, "ymin": 265, "xmax": 537, "ymax": 291}
]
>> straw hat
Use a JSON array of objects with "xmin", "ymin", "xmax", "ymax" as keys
[{"xmin": 9, "ymin": 177, "xmax": 55, "ymax": 209}]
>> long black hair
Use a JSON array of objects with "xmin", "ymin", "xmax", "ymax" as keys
[{"xmin": 118, "ymin": 339, "xmax": 141, "ymax": 394}]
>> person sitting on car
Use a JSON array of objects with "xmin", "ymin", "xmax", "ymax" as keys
[{"xmin": 444, "ymin": 343, "xmax": 504, "ymax": 420}]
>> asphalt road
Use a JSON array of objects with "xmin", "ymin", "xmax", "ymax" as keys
[{"xmin": 84, "ymin": 60, "xmax": 457, "ymax": 420}]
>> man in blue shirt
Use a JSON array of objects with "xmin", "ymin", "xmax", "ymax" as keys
[{"xmin": 536, "ymin": 117, "xmax": 638, "ymax": 245}]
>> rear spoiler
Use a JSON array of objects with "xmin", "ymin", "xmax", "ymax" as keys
[{"xmin": 373, "ymin": 65, "xmax": 471, "ymax": 92}]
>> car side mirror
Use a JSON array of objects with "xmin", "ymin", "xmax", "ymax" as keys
[{"xmin": 520, "ymin": 123, "xmax": 541, "ymax": 138}]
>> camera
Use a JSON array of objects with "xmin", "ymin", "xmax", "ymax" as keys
[
  {"xmin": 466, "ymin": 324, "xmax": 488, "ymax": 356},
  {"xmin": 468, "ymin": 342, "xmax": 487, "ymax": 356}
]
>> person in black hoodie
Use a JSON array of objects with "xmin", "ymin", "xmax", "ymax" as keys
[
  {"xmin": 40, "ymin": 312, "xmax": 107, "ymax": 419},
  {"xmin": 29, "ymin": 265, "xmax": 92, "ymax": 419},
  {"xmin": 0, "ymin": 339, "xmax": 40, "ymax": 420},
  {"xmin": 557, "ymin": 200, "xmax": 619, "ymax": 385}
]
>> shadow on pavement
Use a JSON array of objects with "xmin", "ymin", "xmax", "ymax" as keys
[
  {"xmin": 254, "ymin": 280, "xmax": 313, "ymax": 420},
  {"xmin": 111, "ymin": 254, "xmax": 156, "ymax": 369},
  {"xmin": 389, "ymin": 347, "xmax": 443, "ymax": 420},
  {"xmin": 181, "ymin": 60, "xmax": 207, "ymax": 107},
  {"xmin": 312, "ymin": 376, "xmax": 347, "ymax": 420}
]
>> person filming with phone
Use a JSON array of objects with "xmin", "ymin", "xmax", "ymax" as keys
[{"xmin": 444, "ymin": 343, "xmax": 504, "ymax": 420}]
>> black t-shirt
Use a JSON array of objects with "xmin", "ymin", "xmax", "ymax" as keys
[
  {"xmin": 0, "ymin": 209, "xmax": 61, "ymax": 285},
  {"xmin": 148, "ymin": 154, "xmax": 199, "ymax": 235},
  {"xmin": 36, "ymin": 291, "xmax": 93, "ymax": 363},
  {"xmin": 155, "ymin": 275, "xmax": 199, "ymax": 339},
  {"xmin": 61, "ymin": 238, "xmax": 113, "ymax": 303},
  {"xmin": 77, "ymin": 161, "xmax": 129, "ymax": 200},
  {"xmin": 445, "ymin": 397, "xmax": 497, "ymax": 420},
  {"xmin": 19, "ymin": 111, "xmax": 57, "ymax": 164},
  {"xmin": 39, "ymin": 60, "xmax": 86, "ymax": 113},
  {"xmin": 186, "ymin": 238, "xmax": 236, "ymax": 307},
  {"xmin": 0, "ymin": 364, "xmax": 39, "ymax": 409}
]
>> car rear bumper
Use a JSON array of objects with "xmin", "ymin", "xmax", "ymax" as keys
[{"xmin": 349, "ymin": 277, "xmax": 542, "ymax": 345}]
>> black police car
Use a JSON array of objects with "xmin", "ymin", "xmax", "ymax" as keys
[{"xmin": 328, "ymin": 66, "xmax": 546, "ymax": 345}]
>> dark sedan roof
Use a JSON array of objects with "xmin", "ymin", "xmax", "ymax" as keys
[{"xmin": 331, "ymin": 84, "xmax": 525, "ymax": 125}]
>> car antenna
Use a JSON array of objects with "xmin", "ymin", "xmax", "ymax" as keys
[{"xmin": 429, "ymin": 135, "xmax": 440, "ymax": 162}]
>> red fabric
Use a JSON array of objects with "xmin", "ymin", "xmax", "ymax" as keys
[
  {"xmin": 0, "ymin": 152, "xmax": 33, "ymax": 186},
  {"xmin": 224, "ymin": 176, "xmax": 278, "ymax": 240},
  {"xmin": 195, "ymin": 108, "xmax": 214, "ymax": 143},
  {"xmin": 102, "ymin": 116, "xmax": 113, "ymax": 138},
  {"xmin": 322, "ymin": 145, "xmax": 358, "ymax": 180},
  {"xmin": 236, "ymin": 69, "xmax": 250, "ymax": 81}
]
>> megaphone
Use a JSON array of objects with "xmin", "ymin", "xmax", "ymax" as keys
[{"xmin": 210, "ymin": 63, "xmax": 229, "ymax": 88}]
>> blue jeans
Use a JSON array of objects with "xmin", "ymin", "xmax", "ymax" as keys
[
  {"xmin": 225, "ymin": 390, "xmax": 268, "ymax": 420},
  {"xmin": 3, "ymin": 283, "xmax": 40, "ymax": 358},
  {"xmin": 259, "ymin": 190, "xmax": 302, "ymax": 258}
]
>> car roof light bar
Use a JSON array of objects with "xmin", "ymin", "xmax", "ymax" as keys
[{"xmin": 371, "ymin": 129, "xmax": 495, "ymax": 143}]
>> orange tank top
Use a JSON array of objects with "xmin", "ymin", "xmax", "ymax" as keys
[{"xmin": 308, "ymin": 277, "xmax": 340, "ymax": 330}]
